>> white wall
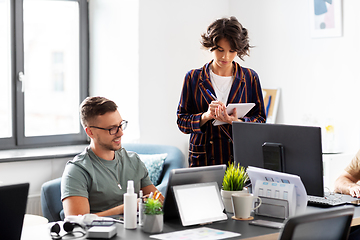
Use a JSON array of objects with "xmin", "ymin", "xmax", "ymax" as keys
[
  {"xmin": 0, "ymin": 158, "xmax": 68, "ymax": 196},
  {"xmin": 138, "ymin": 0, "xmax": 230, "ymax": 156},
  {"xmin": 137, "ymin": 0, "xmax": 360, "ymax": 156},
  {"xmin": 89, "ymin": 0, "xmax": 140, "ymax": 143},
  {"xmin": 229, "ymin": 0, "xmax": 360, "ymax": 154}
]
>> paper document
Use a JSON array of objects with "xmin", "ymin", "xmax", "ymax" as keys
[
  {"xmin": 213, "ymin": 103, "xmax": 255, "ymax": 126},
  {"xmin": 247, "ymin": 166, "xmax": 307, "ymax": 214},
  {"xmin": 150, "ymin": 227, "xmax": 240, "ymax": 240}
]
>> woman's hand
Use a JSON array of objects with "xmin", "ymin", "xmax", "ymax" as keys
[
  {"xmin": 201, "ymin": 101, "xmax": 243, "ymax": 126},
  {"xmin": 200, "ymin": 101, "xmax": 222, "ymax": 126},
  {"xmin": 214, "ymin": 105, "xmax": 242, "ymax": 125}
]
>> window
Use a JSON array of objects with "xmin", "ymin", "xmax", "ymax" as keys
[
  {"xmin": 0, "ymin": 0, "xmax": 12, "ymax": 140},
  {"xmin": 0, "ymin": 0, "xmax": 88, "ymax": 150}
]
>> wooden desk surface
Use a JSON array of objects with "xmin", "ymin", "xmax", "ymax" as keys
[{"xmin": 20, "ymin": 205, "xmax": 360, "ymax": 240}]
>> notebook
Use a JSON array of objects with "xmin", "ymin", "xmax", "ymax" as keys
[{"xmin": 0, "ymin": 183, "xmax": 29, "ymax": 240}]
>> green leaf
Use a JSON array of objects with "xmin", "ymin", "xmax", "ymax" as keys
[
  {"xmin": 144, "ymin": 198, "xmax": 163, "ymax": 215},
  {"xmin": 222, "ymin": 161, "xmax": 248, "ymax": 191}
]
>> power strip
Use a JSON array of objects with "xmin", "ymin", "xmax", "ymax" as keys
[{"xmin": 87, "ymin": 225, "xmax": 117, "ymax": 239}]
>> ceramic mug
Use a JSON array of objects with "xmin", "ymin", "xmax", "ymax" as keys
[{"xmin": 231, "ymin": 192, "xmax": 262, "ymax": 219}]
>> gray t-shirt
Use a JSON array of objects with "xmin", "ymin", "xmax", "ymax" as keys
[{"xmin": 61, "ymin": 146, "xmax": 152, "ymax": 213}]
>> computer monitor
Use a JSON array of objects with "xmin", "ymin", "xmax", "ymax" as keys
[
  {"xmin": 163, "ymin": 165, "xmax": 226, "ymax": 221},
  {"xmin": 232, "ymin": 122, "xmax": 324, "ymax": 197}
]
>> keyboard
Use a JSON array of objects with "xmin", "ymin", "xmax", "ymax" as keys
[{"xmin": 307, "ymin": 195, "xmax": 347, "ymax": 207}]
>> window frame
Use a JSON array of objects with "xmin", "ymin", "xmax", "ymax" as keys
[{"xmin": 0, "ymin": 0, "xmax": 89, "ymax": 150}]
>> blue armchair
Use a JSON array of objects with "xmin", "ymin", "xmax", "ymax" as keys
[
  {"xmin": 40, "ymin": 178, "xmax": 63, "ymax": 222},
  {"xmin": 40, "ymin": 143, "xmax": 186, "ymax": 222},
  {"xmin": 122, "ymin": 143, "xmax": 186, "ymax": 195}
]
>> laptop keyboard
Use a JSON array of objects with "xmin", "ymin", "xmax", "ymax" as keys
[{"xmin": 307, "ymin": 195, "xmax": 347, "ymax": 207}]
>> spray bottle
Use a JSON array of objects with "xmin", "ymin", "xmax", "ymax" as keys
[{"xmin": 124, "ymin": 180, "xmax": 137, "ymax": 229}]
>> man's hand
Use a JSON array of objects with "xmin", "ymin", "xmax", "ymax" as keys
[
  {"xmin": 349, "ymin": 185, "xmax": 360, "ymax": 198},
  {"xmin": 334, "ymin": 171, "xmax": 360, "ymax": 198}
]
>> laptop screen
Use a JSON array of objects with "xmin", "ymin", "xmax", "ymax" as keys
[{"xmin": 0, "ymin": 183, "xmax": 29, "ymax": 240}]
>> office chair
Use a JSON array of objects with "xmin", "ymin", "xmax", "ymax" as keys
[
  {"xmin": 41, "ymin": 178, "xmax": 64, "ymax": 222},
  {"xmin": 278, "ymin": 205, "xmax": 354, "ymax": 240}
]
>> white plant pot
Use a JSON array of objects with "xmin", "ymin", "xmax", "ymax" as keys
[
  {"xmin": 221, "ymin": 189, "xmax": 248, "ymax": 213},
  {"xmin": 142, "ymin": 214, "xmax": 163, "ymax": 233}
]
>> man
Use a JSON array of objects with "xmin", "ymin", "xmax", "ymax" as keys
[
  {"xmin": 61, "ymin": 96, "xmax": 161, "ymax": 217},
  {"xmin": 334, "ymin": 150, "xmax": 360, "ymax": 198}
]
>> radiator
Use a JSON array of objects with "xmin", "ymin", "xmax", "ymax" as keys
[{"xmin": 26, "ymin": 194, "xmax": 43, "ymax": 216}]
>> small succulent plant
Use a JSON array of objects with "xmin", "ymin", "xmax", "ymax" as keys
[
  {"xmin": 144, "ymin": 198, "xmax": 163, "ymax": 215},
  {"xmin": 222, "ymin": 161, "xmax": 249, "ymax": 191}
]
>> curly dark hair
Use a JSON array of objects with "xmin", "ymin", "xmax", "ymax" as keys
[
  {"xmin": 201, "ymin": 16, "xmax": 252, "ymax": 61},
  {"xmin": 80, "ymin": 96, "xmax": 118, "ymax": 128}
]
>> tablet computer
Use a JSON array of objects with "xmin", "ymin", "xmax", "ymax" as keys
[
  {"xmin": 163, "ymin": 165, "xmax": 226, "ymax": 221},
  {"xmin": 172, "ymin": 182, "xmax": 227, "ymax": 226}
]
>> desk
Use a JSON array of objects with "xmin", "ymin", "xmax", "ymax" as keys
[
  {"xmin": 20, "ymin": 214, "xmax": 280, "ymax": 240},
  {"xmin": 21, "ymin": 206, "xmax": 360, "ymax": 240},
  {"xmin": 245, "ymin": 205, "xmax": 360, "ymax": 240},
  {"xmin": 21, "ymin": 214, "xmax": 49, "ymax": 240},
  {"xmin": 23, "ymin": 214, "xmax": 48, "ymax": 227}
]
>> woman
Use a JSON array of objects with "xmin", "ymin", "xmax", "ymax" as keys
[{"xmin": 177, "ymin": 16, "xmax": 266, "ymax": 167}]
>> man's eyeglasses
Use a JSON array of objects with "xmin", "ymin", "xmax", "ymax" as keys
[{"xmin": 89, "ymin": 120, "xmax": 128, "ymax": 135}]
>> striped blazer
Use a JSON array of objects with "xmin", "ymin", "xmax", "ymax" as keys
[{"xmin": 177, "ymin": 61, "xmax": 266, "ymax": 167}]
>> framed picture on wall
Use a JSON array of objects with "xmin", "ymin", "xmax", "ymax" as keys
[
  {"xmin": 262, "ymin": 88, "xmax": 280, "ymax": 124},
  {"xmin": 309, "ymin": 0, "xmax": 342, "ymax": 38}
]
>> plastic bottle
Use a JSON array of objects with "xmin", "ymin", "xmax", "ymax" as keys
[
  {"xmin": 124, "ymin": 180, "xmax": 137, "ymax": 229},
  {"xmin": 138, "ymin": 190, "xmax": 143, "ymax": 226}
]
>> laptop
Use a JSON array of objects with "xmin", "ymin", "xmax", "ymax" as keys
[
  {"xmin": 0, "ymin": 183, "xmax": 29, "ymax": 240},
  {"xmin": 162, "ymin": 165, "xmax": 226, "ymax": 221}
]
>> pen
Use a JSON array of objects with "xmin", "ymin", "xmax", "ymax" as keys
[
  {"xmin": 155, "ymin": 192, "xmax": 162, "ymax": 200},
  {"xmin": 206, "ymin": 89, "xmax": 217, "ymax": 101},
  {"xmin": 139, "ymin": 190, "xmax": 143, "ymax": 226},
  {"xmin": 139, "ymin": 190, "xmax": 143, "ymax": 202},
  {"xmin": 153, "ymin": 190, "xmax": 158, "ymax": 199}
]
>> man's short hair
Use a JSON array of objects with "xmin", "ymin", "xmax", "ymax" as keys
[{"xmin": 80, "ymin": 96, "xmax": 118, "ymax": 128}]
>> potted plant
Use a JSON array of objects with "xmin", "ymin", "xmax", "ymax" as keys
[
  {"xmin": 142, "ymin": 197, "xmax": 164, "ymax": 233},
  {"xmin": 221, "ymin": 162, "xmax": 249, "ymax": 213}
]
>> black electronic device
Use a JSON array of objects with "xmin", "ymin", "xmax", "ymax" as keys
[
  {"xmin": 163, "ymin": 164, "xmax": 226, "ymax": 221},
  {"xmin": 50, "ymin": 221, "xmax": 85, "ymax": 240},
  {"xmin": 249, "ymin": 219, "xmax": 284, "ymax": 229},
  {"xmin": 307, "ymin": 194, "xmax": 360, "ymax": 208},
  {"xmin": 0, "ymin": 183, "xmax": 29, "ymax": 240},
  {"xmin": 232, "ymin": 122, "xmax": 324, "ymax": 197},
  {"xmin": 262, "ymin": 142, "xmax": 285, "ymax": 172},
  {"xmin": 89, "ymin": 220, "xmax": 116, "ymax": 226}
]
